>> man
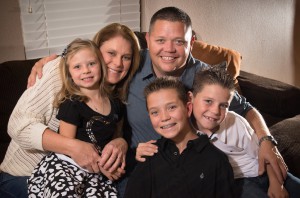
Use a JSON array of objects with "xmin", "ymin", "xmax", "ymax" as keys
[
  {"xmin": 123, "ymin": 6, "xmax": 287, "ymax": 196},
  {"xmin": 27, "ymin": 7, "xmax": 287, "ymax": 197}
]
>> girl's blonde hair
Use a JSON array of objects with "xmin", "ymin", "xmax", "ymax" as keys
[
  {"xmin": 53, "ymin": 38, "xmax": 109, "ymax": 108},
  {"xmin": 93, "ymin": 23, "xmax": 140, "ymax": 102}
]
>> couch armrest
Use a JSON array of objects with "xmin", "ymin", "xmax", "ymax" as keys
[
  {"xmin": 237, "ymin": 71, "xmax": 300, "ymax": 125},
  {"xmin": 270, "ymin": 115, "xmax": 300, "ymax": 178}
]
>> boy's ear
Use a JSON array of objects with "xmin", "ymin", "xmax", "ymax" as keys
[
  {"xmin": 188, "ymin": 91, "xmax": 193, "ymax": 102},
  {"xmin": 187, "ymin": 101, "xmax": 193, "ymax": 117}
]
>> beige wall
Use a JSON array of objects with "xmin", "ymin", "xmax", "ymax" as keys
[
  {"xmin": 0, "ymin": 0, "xmax": 25, "ymax": 62},
  {"xmin": 141, "ymin": 0, "xmax": 299, "ymax": 87},
  {"xmin": 0, "ymin": 0, "xmax": 299, "ymax": 87},
  {"xmin": 294, "ymin": 0, "xmax": 300, "ymax": 87}
]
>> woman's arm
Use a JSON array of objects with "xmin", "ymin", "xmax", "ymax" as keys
[
  {"xmin": 42, "ymin": 128, "xmax": 101, "ymax": 173},
  {"xmin": 7, "ymin": 58, "xmax": 61, "ymax": 150}
]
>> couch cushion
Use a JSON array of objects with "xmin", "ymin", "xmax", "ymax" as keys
[
  {"xmin": 191, "ymin": 40, "xmax": 242, "ymax": 83},
  {"xmin": 270, "ymin": 115, "xmax": 300, "ymax": 178}
]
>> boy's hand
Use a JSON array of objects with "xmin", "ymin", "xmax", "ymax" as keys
[
  {"xmin": 268, "ymin": 181, "xmax": 289, "ymax": 198},
  {"xmin": 268, "ymin": 185, "xmax": 289, "ymax": 198},
  {"xmin": 27, "ymin": 54, "xmax": 58, "ymax": 88},
  {"xmin": 136, "ymin": 140, "xmax": 158, "ymax": 162},
  {"xmin": 266, "ymin": 164, "xmax": 289, "ymax": 198}
]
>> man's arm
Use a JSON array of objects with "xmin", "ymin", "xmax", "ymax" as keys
[{"xmin": 245, "ymin": 108, "xmax": 288, "ymax": 184}]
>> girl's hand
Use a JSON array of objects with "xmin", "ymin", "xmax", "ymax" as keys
[{"xmin": 136, "ymin": 140, "xmax": 158, "ymax": 162}]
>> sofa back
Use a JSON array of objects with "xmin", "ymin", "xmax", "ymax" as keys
[{"xmin": 0, "ymin": 59, "xmax": 38, "ymax": 162}]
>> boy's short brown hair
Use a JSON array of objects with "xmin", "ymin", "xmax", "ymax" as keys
[
  {"xmin": 144, "ymin": 76, "xmax": 188, "ymax": 110},
  {"xmin": 192, "ymin": 67, "xmax": 235, "ymax": 95}
]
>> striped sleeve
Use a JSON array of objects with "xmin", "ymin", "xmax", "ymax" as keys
[{"xmin": 7, "ymin": 57, "xmax": 61, "ymax": 151}]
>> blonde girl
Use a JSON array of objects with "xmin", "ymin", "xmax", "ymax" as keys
[{"xmin": 28, "ymin": 38, "xmax": 122, "ymax": 197}]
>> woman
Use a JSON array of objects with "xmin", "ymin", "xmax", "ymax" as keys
[{"xmin": 0, "ymin": 23, "xmax": 140, "ymax": 198}]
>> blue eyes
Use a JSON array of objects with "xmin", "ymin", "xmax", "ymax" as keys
[
  {"xmin": 73, "ymin": 61, "xmax": 96, "ymax": 69},
  {"xmin": 204, "ymin": 100, "xmax": 228, "ymax": 109},
  {"xmin": 155, "ymin": 39, "xmax": 186, "ymax": 46},
  {"xmin": 107, "ymin": 51, "xmax": 132, "ymax": 61},
  {"xmin": 149, "ymin": 105, "xmax": 177, "ymax": 117}
]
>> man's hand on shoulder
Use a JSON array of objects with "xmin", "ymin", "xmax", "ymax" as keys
[{"xmin": 27, "ymin": 54, "xmax": 58, "ymax": 88}]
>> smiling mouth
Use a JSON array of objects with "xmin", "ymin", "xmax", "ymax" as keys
[
  {"xmin": 204, "ymin": 115, "xmax": 218, "ymax": 122},
  {"xmin": 161, "ymin": 123, "xmax": 176, "ymax": 129},
  {"xmin": 108, "ymin": 67, "xmax": 122, "ymax": 73},
  {"xmin": 161, "ymin": 56, "xmax": 176, "ymax": 61},
  {"xmin": 81, "ymin": 76, "xmax": 93, "ymax": 81}
]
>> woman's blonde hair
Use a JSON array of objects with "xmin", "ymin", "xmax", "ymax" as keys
[
  {"xmin": 53, "ymin": 38, "xmax": 108, "ymax": 108},
  {"xmin": 93, "ymin": 23, "xmax": 140, "ymax": 102}
]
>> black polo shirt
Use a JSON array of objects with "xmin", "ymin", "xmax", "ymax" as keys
[{"xmin": 124, "ymin": 135, "xmax": 234, "ymax": 198}]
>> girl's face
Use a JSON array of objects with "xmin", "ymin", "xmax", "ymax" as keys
[
  {"xmin": 68, "ymin": 48, "xmax": 101, "ymax": 90},
  {"xmin": 100, "ymin": 35, "xmax": 133, "ymax": 85},
  {"xmin": 191, "ymin": 84, "xmax": 233, "ymax": 134}
]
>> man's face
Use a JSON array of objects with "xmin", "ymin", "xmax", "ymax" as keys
[{"xmin": 146, "ymin": 20, "xmax": 193, "ymax": 77}]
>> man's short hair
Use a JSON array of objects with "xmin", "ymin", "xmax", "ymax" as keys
[{"xmin": 149, "ymin": 7, "xmax": 192, "ymax": 33}]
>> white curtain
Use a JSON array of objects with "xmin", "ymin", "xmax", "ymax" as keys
[{"xmin": 19, "ymin": 0, "xmax": 140, "ymax": 59}]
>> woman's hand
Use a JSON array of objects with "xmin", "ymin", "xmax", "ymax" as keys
[
  {"xmin": 136, "ymin": 140, "xmax": 158, "ymax": 162},
  {"xmin": 68, "ymin": 139, "xmax": 102, "ymax": 173},
  {"xmin": 98, "ymin": 163, "xmax": 124, "ymax": 181},
  {"xmin": 98, "ymin": 138, "xmax": 127, "ymax": 174}
]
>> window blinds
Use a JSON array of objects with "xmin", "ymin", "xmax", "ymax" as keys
[{"xmin": 19, "ymin": 0, "xmax": 140, "ymax": 59}]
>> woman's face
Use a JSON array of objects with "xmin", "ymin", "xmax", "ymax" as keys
[{"xmin": 100, "ymin": 35, "xmax": 133, "ymax": 85}]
